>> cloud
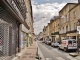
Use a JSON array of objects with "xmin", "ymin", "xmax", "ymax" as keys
[
  {"xmin": 32, "ymin": 1, "xmax": 67, "ymax": 34},
  {"xmin": 46, "ymin": 0, "xmax": 50, "ymax": 1}
]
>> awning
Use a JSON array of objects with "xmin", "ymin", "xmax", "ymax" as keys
[{"xmin": 51, "ymin": 31, "xmax": 59, "ymax": 35}]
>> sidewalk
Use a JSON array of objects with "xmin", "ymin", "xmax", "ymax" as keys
[
  {"xmin": 19, "ymin": 42, "xmax": 37, "ymax": 60},
  {"xmin": 12, "ymin": 42, "xmax": 37, "ymax": 60}
]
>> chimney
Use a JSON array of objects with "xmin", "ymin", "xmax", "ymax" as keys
[{"xmin": 78, "ymin": 0, "xmax": 80, "ymax": 3}]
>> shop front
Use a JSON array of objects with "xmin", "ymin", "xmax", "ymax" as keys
[
  {"xmin": 20, "ymin": 24, "xmax": 29, "ymax": 50},
  {"xmin": 66, "ymin": 33, "xmax": 77, "ymax": 40},
  {"xmin": 51, "ymin": 32, "xmax": 59, "ymax": 42},
  {"xmin": 0, "ymin": 7, "xmax": 20, "ymax": 59},
  {"xmin": 59, "ymin": 33, "xmax": 66, "ymax": 40}
]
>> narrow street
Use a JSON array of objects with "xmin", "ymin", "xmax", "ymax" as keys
[{"xmin": 37, "ymin": 41, "xmax": 79, "ymax": 60}]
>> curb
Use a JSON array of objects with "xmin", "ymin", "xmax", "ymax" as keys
[
  {"xmin": 36, "ymin": 41, "xmax": 45, "ymax": 60},
  {"xmin": 69, "ymin": 53, "xmax": 78, "ymax": 57}
]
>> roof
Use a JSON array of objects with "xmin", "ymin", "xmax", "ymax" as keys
[
  {"xmin": 59, "ymin": 3, "xmax": 77, "ymax": 13},
  {"xmin": 50, "ymin": 16, "xmax": 60, "ymax": 23}
]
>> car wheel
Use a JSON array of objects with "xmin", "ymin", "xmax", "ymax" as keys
[
  {"xmin": 51, "ymin": 45, "xmax": 53, "ymax": 47},
  {"xmin": 53, "ymin": 46, "xmax": 55, "ymax": 48},
  {"xmin": 64, "ymin": 48, "xmax": 67, "ymax": 52}
]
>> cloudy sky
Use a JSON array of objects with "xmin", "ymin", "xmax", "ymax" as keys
[{"xmin": 31, "ymin": 0, "xmax": 78, "ymax": 34}]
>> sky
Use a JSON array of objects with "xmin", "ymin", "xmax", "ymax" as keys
[{"xmin": 31, "ymin": 0, "xmax": 78, "ymax": 34}]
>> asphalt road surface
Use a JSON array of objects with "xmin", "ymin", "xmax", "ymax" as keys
[{"xmin": 37, "ymin": 41, "xmax": 79, "ymax": 60}]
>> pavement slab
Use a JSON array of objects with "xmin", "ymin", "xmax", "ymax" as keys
[{"xmin": 19, "ymin": 42, "xmax": 37, "ymax": 60}]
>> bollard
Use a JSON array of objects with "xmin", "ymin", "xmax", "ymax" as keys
[
  {"xmin": 35, "ymin": 47, "xmax": 39, "ymax": 59},
  {"xmin": 36, "ymin": 47, "xmax": 38, "ymax": 56}
]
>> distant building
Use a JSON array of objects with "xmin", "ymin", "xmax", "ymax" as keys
[{"xmin": 51, "ymin": 16, "xmax": 60, "ymax": 42}]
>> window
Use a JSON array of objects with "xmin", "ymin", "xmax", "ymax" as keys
[
  {"xmin": 63, "ymin": 27, "xmax": 64, "ymax": 33},
  {"xmin": 74, "ymin": 23, "xmax": 76, "ymax": 30},
  {"xmin": 73, "ymin": 40, "xmax": 76, "ymax": 43},
  {"xmin": 66, "ymin": 26, "xmax": 68, "ymax": 32},
  {"xmin": 67, "ymin": 14, "xmax": 69, "ymax": 21},
  {"xmin": 65, "ymin": 15, "xmax": 67, "ymax": 23},
  {"xmin": 68, "ymin": 40, "xmax": 72, "ymax": 44},
  {"xmin": 63, "ymin": 27, "xmax": 64, "ymax": 29},
  {"xmin": 73, "ymin": 11, "xmax": 76, "ymax": 18}
]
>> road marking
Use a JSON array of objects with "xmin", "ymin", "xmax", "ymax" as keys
[
  {"xmin": 56, "ymin": 57, "xmax": 65, "ymax": 60},
  {"xmin": 67, "ymin": 56, "xmax": 77, "ymax": 60},
  {"xmin": 46, "ymin": 58, "xmax": 52, "ymax": 60}
]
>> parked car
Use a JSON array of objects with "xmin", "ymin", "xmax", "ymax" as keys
[
  {"xmin": 39, "ymin": 38, "xmax": 43, "ymax": 41},
  {"xmin": 58, "ymin": 39, "xmax": 77, "ymax": 51},
  {"xmin": 42, "ymin": 40, "xmax": 45, "ymax": 43},
  {"xmin": 46, "ymin": 40, "xmax": 51, "ymax": 45},
  {"xmin": 45, "ymin": 40, "xmax": 48, "ymax": 44},
  {"xmin": 51, "ymin": 42, "xmax": 59, "ymax": 47}
]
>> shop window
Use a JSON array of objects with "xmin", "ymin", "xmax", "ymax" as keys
[{"xmin": 66, "ymin": 26, "xmax": 68, "ymax": 32}]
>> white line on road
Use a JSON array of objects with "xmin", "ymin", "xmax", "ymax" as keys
[
  {"xmin": 46, "ymin": 58, "xmax": 52, "ymax": 60},
  {"xmin": 56, "ymin": 57, "xmax": 65, "ymax": 60}
]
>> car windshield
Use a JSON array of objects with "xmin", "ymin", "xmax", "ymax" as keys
[
  {"xmin": 73, "ymin": 40, "xmax": 76, "ymax": 43},
  {"xmin": 68, "ymin": 40, "xmax": 72, "ymax": 44}
]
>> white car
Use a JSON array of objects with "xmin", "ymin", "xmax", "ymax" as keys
[
  {"xmin": 51, "ymin": 42, "xmax": 59, "ymax": 47},
  {"xmin": 58, "ymin": 39, "xmax": 77, "ymax": 51},
  {"xmin": 46, "ymin": 40, "xmax": 51, "ymax": 45}
]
